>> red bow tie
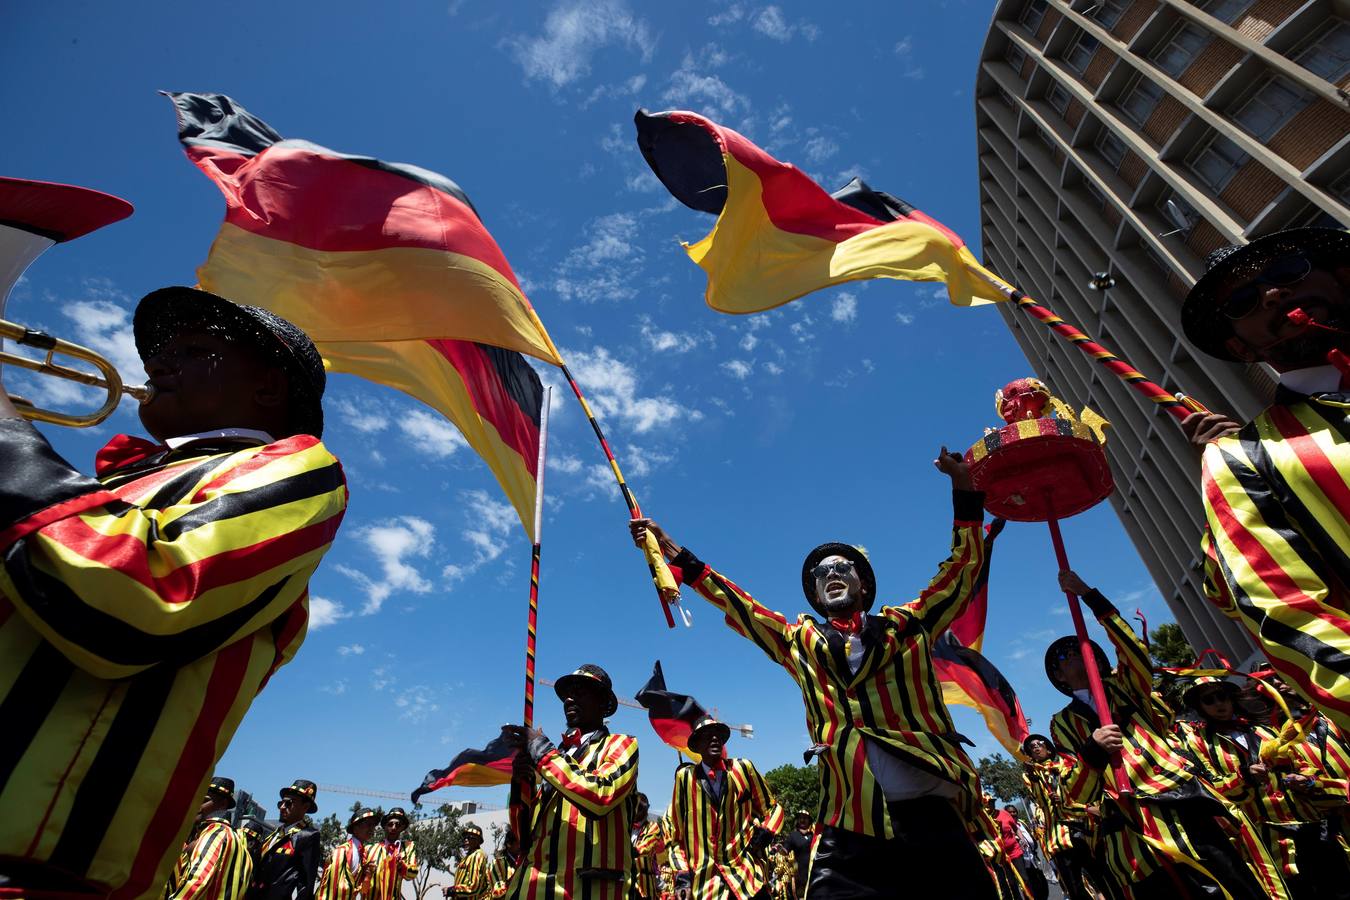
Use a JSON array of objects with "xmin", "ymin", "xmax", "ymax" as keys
[
  {"xmin": 829, "ymin": 612, "xmax": 864, "ymax": 635},
  {"xmin": 561, "ymin": 730, "xmax": 583, "ymax": 750},
  {"xmin": 95, "ymin": 434, "xmax": 166, "ymax": 475}
]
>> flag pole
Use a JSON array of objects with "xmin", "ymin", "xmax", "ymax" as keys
[
  {"xmin": 523, "ymin": 385, "xmax": 552, "ymax": 731},
  {"xmin": 970, "ymin": 270, "xmax": 1210, "ymax": 422}
]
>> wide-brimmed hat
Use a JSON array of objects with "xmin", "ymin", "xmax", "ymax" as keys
[
  {"xmin": 462, "ymin": 823, "xmax": 484, "ymax": 839},
  {"xmin": 1044, "ymin": 636, "xmax": 1112, "ymax": 696},
  {"xmin": 1182, "ymin": 675, "xmax": 1241, "ymax": 709},
  {"xmin": 801, "ymin": 543, "xmax": 876, "ymax": 615},
  {"xmin": 1180, "ymin": 227, "xmax": 1350, "ymax": 361},
  {"xmin": 347, "ymin": 808, "xmax": 378, "ymax": 833},
  {"xmin": 133, "ymin": 286, "xmax": 326, "ymax": 437},
  {"xmin": 207, "ymin": 776, "xmax": 236, "ymax": 809},
  {"xmin": 279, "ymin": 779, "xmax": 319, "ymax": 814},
  {"xmin": 382, "ymin": 807, "xmax": 411, "ymax": 827},
  {"xmin": 687, "ymin": 715, "xmax": 732, "ymax": 752},
  {"xmin": 555, "ymin": 664, "xmax": 619, "ymax": 717},
  {"xmin": 1020, "ymin": 734, "xmax": 1055, "ymax": 755}
]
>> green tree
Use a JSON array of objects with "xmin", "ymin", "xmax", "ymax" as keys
[
  {"xmin": 404, "ymin": 804, "xmax": 464, "ymax": 900},
  {"xmin": 976, "ymin": 753, "xmax": 1028, "ymax": 804},
  {"xmin": 1149, "ymin": 622, "xmax": 1196, "ymax": 668},
  {"xmin": 763, "ymin": 764, "xmax": 819, "ymax": 820}
]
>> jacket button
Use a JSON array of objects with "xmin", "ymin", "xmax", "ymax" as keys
[{"xmin": 846, "ymin": 688, "xmax": 857, "ymax": 699}]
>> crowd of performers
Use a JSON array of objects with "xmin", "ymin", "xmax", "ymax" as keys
[{"xmin": 0, "ymin": 178, "xmax": 1347, "ymax": 900}]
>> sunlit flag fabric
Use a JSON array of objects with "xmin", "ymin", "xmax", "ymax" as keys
[
  {"xmin": 167, "ymin": 91, "xmax": 557, "ymax": 535},
  {"xmin": 932, "ymin": 518, "xmax": 1031, "ymax": 757},
  {"xmin": 635, "ymin": 660, "xmax": 707, "ymax": 761},
  {"xmin": 634, "ymin": 108, "xmax": 1014, "ymax": 313},
  {"xmin": 412, "ymin": 733, "xmax": 517, "ymax": 803}
]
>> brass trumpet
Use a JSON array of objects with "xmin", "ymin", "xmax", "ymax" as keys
[{"xmin": 1, "ymin": 317, "xmax": 153, "ymax": 428}]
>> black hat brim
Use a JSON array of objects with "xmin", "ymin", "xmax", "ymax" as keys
[
  {"xmin": 1044, "ymin": 636, "xmax": 1112, "ymax": 696},
  {"xmin": 554, "ymin": 672, "xmax": 619, "ymax": 717},
  {"xmin": 133, "ymin": 286, "xmax": 325, "ymax": 437},
  {"xmin": 688, "ymin": 721, "xmax": 732, "ymax": 751},
  {"xmin": 1181, "ymin": 228, "xmax": 1350, "ymax": 360},
  {"xmin": 279, "ymin": 787, "xmax": 318, "ymax": 814},
  {"xmin": 802, "ymin": 543, "xmax": 876, "ymax": 615},
  {"xmin": 1182, "ymin": 678, "xmax": 1241, "ymax": 707},
  {"xmin": 208, "ymin": 787, "xmax": 237, "ymax": 809}
]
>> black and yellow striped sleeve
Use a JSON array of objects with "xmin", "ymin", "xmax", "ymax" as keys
[
  {"xmin": 671, "ymin": 548, "xmax": 794, "ymax": 667},
  {"xmin": 889, "ymin": 490, "xmax": 986, "ymax": 636}
]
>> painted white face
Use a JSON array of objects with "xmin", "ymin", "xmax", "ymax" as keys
[{"xmin": 813, "ymin": 554, "xmax": 862, "ymax": 615}]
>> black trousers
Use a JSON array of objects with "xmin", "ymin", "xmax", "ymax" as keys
[{"xmin": 804, "ymin": 796, "xmax": 998, "ymax": 899}]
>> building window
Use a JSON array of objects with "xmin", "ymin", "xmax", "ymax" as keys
[
  {"xmin": 1157, "ymin": 190, "xmax": 1199, "ymax": 234},
  {"xmin": 1066, "ymin": 32, "xmax": 1102, "ymax": 73},
  {"xmin": 1095, "ymin": 128, "xmax": 1128, "ymax": 169},
  {"xmin": 1021, "ymin": 0, "xmax": 1048, "ymax": 32},
  {"xmin": 1152, "ymin": 23, "xmax": 1210, "ymax": 77},
  {"xmin": 1294, "ymin": 19, "xmax": 1350, "ymax": 83},
  {"xmin": 1196, "ymin": 0, "xmax": 1250, "ymax": 25},
  {"xmin": 1230, "ymin": 76, "xmax": 1310, "ymax": 140},
  {"xmin": 1188, "ymin": 134, "xmax": 1249, "ymax": 192},
  {"xmin": 1046, "ymin": 81, "xmax": 1072, "ymax": 114},
  {"xmin": 1119, "ymin": 75, "xmax": 1165, "ymax": 126},
  {"xmin": 996, "ymin": 87, "xmax": 1016, "ymax": 109},
  {"xmin": 1093, "ymin": 0, "xmax": 1131, "ymax": 28},
  {"xmin": 1083, "ymin": 175, "xmax": 1108, "ymax": 209},
  {"xmin": 1007, "ymin": 41, "xmax": 1028, "ymax": 72}
]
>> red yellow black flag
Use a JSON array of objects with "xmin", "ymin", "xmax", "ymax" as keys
[
  {"xmin": 412, "ymin": 734, "xmax": 517, "ymax": 802},
  {"xmin": 635, "ymin": 660, "xmax": 708, "ymax": 760},
  {"xmin": 634, "ymin": 108, "xmax": 1013, "ymax": 313}
]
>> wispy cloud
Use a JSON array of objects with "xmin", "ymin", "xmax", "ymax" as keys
[
  {"xmin": 394, "ymin": 685, "xmax": 440, "ymax": 723},
  {"xmin": 721, "ymin": 359, "xmax": 753, "ymax": 379},
  {"xmin": 309, "ymin": 595, "xmax": 349, "ymax": 629},
  {"xmin": 802, "ymin": 135, "xmax": 839, "ymax": 164},
  {"xmin": 442, "ymin": 490, "xmax": 518, "ymax": 584},
  {"xmin": 553, "ymin": 212, "xmax": 643, "ymax": 303},
  {"xmin": 337, "ymin": 644, "xmax": 366, "ymax": 656},
  {"xmin": 831, "ymin": 292, "xmax": 858, "ymax": 323},
  {"xmin": 332, "ymin": 397, "xmax": 390, "ymax": 434},
  {"xmin": 663, "ymin": 45, "xmax": 749, "ymax": 117},
  {"xmin": 894, "ymin": 35, "xmax": 925, "ymax": 80},
  {"xmin": 750, "ymin": 5, "xmax": 819, "ymax": 42},
  {"xmin": 400, "ymin": 408, "xmax": 469, "ymax": 458},
  {"xmin": 506, "ymin": 0, "xmax": 654, "ymax": 89},
  {"xmin": 336, "ymin": 517, "xmax": 437, "ymax": 615},
  {"xmin": 566, "ymin": 345, "xmax": 702, "ymax": 433},
  {"xmin": 639, "ymin": 316, "xmax": 704, "ymax": 353}
]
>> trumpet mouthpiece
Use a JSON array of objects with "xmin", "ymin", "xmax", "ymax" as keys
[{"xmin": 127, "ymin": 383, "xmax": 155, "ymax": 404}]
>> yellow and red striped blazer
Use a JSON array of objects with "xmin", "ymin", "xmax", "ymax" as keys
[
  {"xmin": 0, "ymin": 425, "xmax": 347, "ymax": 900},
  {"xmin": 1200, "ymin": 393, "xmax": 1350, "ymax": 732},
  {"xmin": 316, "ymin": 839, "xmax": 374, "ymax": 900},
  {"xmin": 665, "ymin": 758, "xmax": 783, "ymax": 900},
  {"xmin": 165, "ymin": 818, "xmax": 254, "ymax": 900},
  {"xmin": 670, "ymin": 491, "xmax": 988, "ymax": 837},
  {"xmin": 368, "ymin": 840, "xmax": 418, "ymax": 900},
  {"xmin": 505, "ymin": 729, "xmax": 639, "ymax": 900},
  {"xmin": 631, "ymin": 818, "xmax": 667, "ymax": 899},
  {"xmin": 449, "ymin": 847, "xmax": 492, "ymax": 900},
  {"xmin": 491, "ymin": 853, "xmax": 517, "ymax": 899}
]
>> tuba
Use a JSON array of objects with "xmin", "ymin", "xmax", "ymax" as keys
[{"xmin": 0, "ymin": 177, "xmax": 150, "ymax": 427}]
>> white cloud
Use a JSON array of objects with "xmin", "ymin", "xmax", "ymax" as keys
[
  {"xmin": 308, "ymin": 595, "xmax": 349, "ymax": 629},
  {"xmin": 708, "ymin": 3, "xmax": 746, "ymax": 25},
  {"xmin": 584, "ymin": 442, "xmax": 672, "ymax": 494},
  {"xmin": 395, "ymin": 685, "xmax": 440, "ymax": 723},
  {"xmin": 400, "ymin": 409, "xmax": 469, "ymax": 458},
  {"xmin": 565, "ymin": 345, "xmax": 701, "ymax": 433},
  {"xmin": 553, "ymin": 213, "xmax": 643, "ymax": 303},
  {"xmin": 336, "ymin": 517, "xmax": 437, "ymax": 615},
  {"xmin": 442, "ymin": 490, "xmax": 519, "ymax": 585},
  {"xmin": 831, "ymin": 292, "xmax": 858, "ymax": 323},
  {"xmin": 663, "ymin": 46, "xmax": 749, "ymax": 116},
  {"xmin": 10, "ymin": 288, "xmax": 141, "ymax": 413},
  {"xmin": 337, "ymin": 644, "xmax": 366, "ymax": 656},
  {"xmin": 639, "ymin": 316, "xmax": 701, "ymax": 353},
  {"xmin": 894, "ymin": 35, "xmax": 925, "ymax": 79},
  {"xmin": 549, "ymin": 453, "xmax": 584, "ymax": 474},
  {"xmin": 507, "ymin": 0, "xmax": 654, "ymax": 89},
  {"xmin": 896, "ymin": 311, "xmax": 915, "ymax": 325},
  {"xmin": 332, "ymin": 396, "xmax": 390, "ymax": 434},
  {"xmin": 721, "ymin": 359, "xmax": 753, "ymax": 379},
  {"xmin": 322, "ymin": 679, "xmax": 349, "ymax": 695},
  {"xmin": 803, "ymin": 135, "xmax": 839, "ymax": 164},
  {"xmin": 750, "ymin": 6, "xmax": 819, "ymax": 42},
  {"xmin": 763, "ymin": 361, "xmax": 784, "ymax": 375},
  {"xmin": 372, "ymin": 666, "xmax": 395, "ymax": 691}
]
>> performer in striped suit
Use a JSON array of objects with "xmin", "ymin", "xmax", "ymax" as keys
[
  {"xmin": 1178, "ymin": 228, "xmax": 1350, "ymax": 732},
  {"xmin": 370, "ymin": 808, "xmax": 418, "ymax": 900},
  {"xmin": 317, "ymin": 809, "xmax": 378, "ymax": 900},
  {"xmin": 0, "ymin": 285, "xmax": 347, "ymax": 899},
  {"xmin": 490, "ymin": 830, "xmax": 520, "ymax": 900},
  {"xmin": 631, "ymin": 449, "xmax": 998, "ymax": 899},
  {"xmin": 665, "ymin": 716, "xmax": 783, "ymax": 900},
  {"xmin": 444, "ymin": 824, "xmax": 491, "ymax": 900},
  {"xmin": 503, "ymin": 664, "xmax": 640, "ymax": 900},
  {"xmin": 630, "ymin": 794, "xmax": 666, "ymax": 900},
  {"xmin": 1020, "ymin": 736, "xmax": 1099, "ymax": 900},
  {"xmin": 164, "ymin": 777, "xmax": 253, "ymax": 900},
  {"xmin": 1049, "ymin": 571, "xmax": 1290, "ymax": 899}
]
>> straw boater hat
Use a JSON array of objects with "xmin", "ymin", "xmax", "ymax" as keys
[
  {"xmin": 801, "ymin": 543, "xmax": 877, "ymax": 615},
  {"xmin": 207, "ymin": 776, "xmax": 237, "ymax": 809},
  {"xmin": 280, "ymin": 779, "xmax": 319, "ymax": 814},
  {"xmin": 1180, "ymin": 227, "xmax": 1350, "ymax": 361},
  {"xmin": 554, "ymin": 663, "xmax": 619, "ymax": 717},
  {"xmin": 1044, "ymin": 636, "xmax": 1112, "ymax": 696},
  {"xmin": 687, "ymin": 714, "xmax": 732, "ymax": 752},
  {"xmin": 347, "ymin": 808, "xmax": 378, "ymax": 834},
  {"xmin": 1182, "ymin": 675, "xmax": 1241, "ymax": 709},
  {"xmin": 133, "ymin": 286, "xmax": 327, "ymax": 438}
]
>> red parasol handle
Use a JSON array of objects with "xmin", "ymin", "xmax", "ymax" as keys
[{"xmin": 1045, "ymin": 509, "xmax": 1132, "ymax": 796}]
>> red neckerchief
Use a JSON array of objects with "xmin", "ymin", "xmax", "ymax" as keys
[
  {"xmin": 828, "ymin": 611, "xmax": 864, "ymax": 635},
  {"xmin": 95, "ymin": 434, "xmax": 165, "ymax": 475}
]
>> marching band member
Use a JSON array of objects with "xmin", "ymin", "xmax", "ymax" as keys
[
  {"xmin": 164, "ymin": 777, "xmax": 253, "ymax": 900},
  {"xmin": 370, "ymin": 808, "xmax": 418, "ymax": 900},
  {"xmin": 0, "ymin": 282, "xmax": 346, "ymax": 899},
  {"xmin": 444, "ymin": 824, "xmax": 491, "ymax": 900},
  {"xmin": 317, "ymin": 809, "xmax": 378, "ymax": 900},
  {"xmin": 502, "ymin": 664, "xmax": 640, "ymax": 900},
  {"xmin": 630, "ymin": 449, "xmax": 999, "ymax": 899},
  {"xmin": 630, "ymin": 794, "xmax": 667, "ymax": 900},
  {"xmin": 1020, "ymin": 736, "xmax": 1097, "ymax": 900},
  {"xmin": 490, "ymin": 830, "xmax": 520, "ymax": 900},
  {"xmin": 664, "ymin": 716, "xmax": 783, "ymax": 900},
  {"xmin": 251, "ymin": 781, "xmax": 322, "ymax": 900}
]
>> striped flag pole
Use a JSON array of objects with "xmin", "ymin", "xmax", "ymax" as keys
[
  {"xmin": 970, "ymin": 270, "xmax": 1210, "ymax": 421},
  {"xmin": 523, "ymin": 386, "xmax": 552, "ymax": 730}
]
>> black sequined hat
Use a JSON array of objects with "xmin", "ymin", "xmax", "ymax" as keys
[
  {"xmin": 801, "ymin": 543, "xmax": 876, "ymax": 615},
  {"xmin": 554, "ymin": 664, "xmax": 619, "ymax": 717},
  {"xmin": 133, "ymin": 286, "xmax": 326, "ymax": 438},
  {"xmin": 1180, "ymin": 227, "xmax": 1350, "ymax": 361},
  {"xmin": 207, "ymin": 776, "xmax": 236, "ymax": 809},
  {"xmin": 279, "ymin": 779, "xmax": 319, "ymax": 814},
  {"xmin": 687, "ymin": 715, "xmax": 732, "ymax": 751},
  {"xmin": 1044, "ymin": 636, "xmax": 1112, "ymax": 696},
  {"xmin": 347, "ymin": 808, "xmax": 378, "ymax": 833}
]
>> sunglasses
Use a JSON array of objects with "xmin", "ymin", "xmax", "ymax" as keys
[
  {"xmin": 811, "ymin": 560, "xmax": 855, "ymax": 581},
  {"xmin": 1194, "ymin": 691, "xmax": 1229, "ymax": 705},
  {"xmin": 1219, "ymin": 255, "xmax": 1312, "ymax": 320}
]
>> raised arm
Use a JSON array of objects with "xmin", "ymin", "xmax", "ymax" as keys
[
  {"xmin": 1059, "ymin": 571, "xmax": 1154, "ymax": 706},
  {"xmin": 0, "ymin": 425, "xmax": 348, "ymax": 679}
]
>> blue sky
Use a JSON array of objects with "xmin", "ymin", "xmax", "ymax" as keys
[{"xmin": 3, "ymin": 0, "xmax": 1185, "ymax": 815}]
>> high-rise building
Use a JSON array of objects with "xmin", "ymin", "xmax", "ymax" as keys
[{"xmin": 974, "ymin": 0, "xmax": 1350, "ymax": 660}]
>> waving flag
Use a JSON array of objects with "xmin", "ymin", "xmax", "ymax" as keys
[
  {"xmin": 167, "ymin": 91, "xmax": 555, "ymax": 535},
  {"xmin": 635, "ymin": 661, "xmax": 708, "ymax": 760},
  {"xmin": 412, "ymin": 733, "xmax": 517, "ymax": 803},
  {"xmin": 634, "ymin": 108, "xmax": 1013, "ymax": 313},
  {"xmin": 932, "ymin": 519, "xmax": 1031, "ymax": 757}
]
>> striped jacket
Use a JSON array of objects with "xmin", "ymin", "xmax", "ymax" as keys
[
  {"xmin": 316, "ymin": 839, "xmax": 374, "ymax": 900},
  {"xmin": 505, "ymin": 728, "xmax": 639, "ymax": 900},
  {"xmin": 449, "ymin": 847, "xmax": 492, "ymax": 900},
  {"xmin": 0, "ymin": 423, "xmax": 347, "ymax": 900},
  {"xmin": 666, "ymin": 759, "xmax": 784, "ymax": 900},
  {"xmin": 1200, "ymin": 391, "xmax": 1350, "ymax": 732},
  {"xmin": 165, "ymin": 817, "xmax": 254, "ymax": 900},
  {"xmin": 630, "ymin": 818, "xmax": 667, "ymax": 899},
  {"xmin": 1021, "ymin": 760, "xmax": 1074, "ymax": 855},
  {"xmin": 490, "ymin": 853, "xmax": 517, "ymax": 899},
  {"xmin": 671, "ymin": 490, "xmax": 988, "ymax": 838},
  {"xmin": 368, "ymin": 840, "xmax": 417, "ymax": 900}
]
